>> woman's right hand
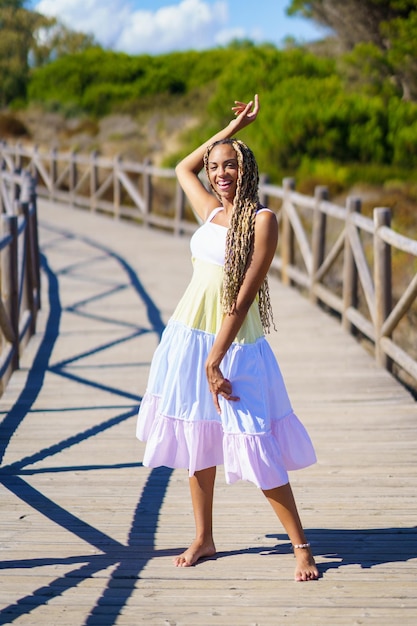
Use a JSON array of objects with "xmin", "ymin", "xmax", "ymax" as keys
[{"xmin": 206, "ymin": 363, "xmax": 240, "ymax": 414}]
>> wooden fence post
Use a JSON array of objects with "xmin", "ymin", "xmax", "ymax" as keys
[
  {"xmin": 143, "ymin": 158, "xmax": 152, "ymax": 228},
  {"xmin": 113, "ymin": 155, "xmax": 122, "ymax": 219},
  {"xmin": 15, "ymin": 142, "xmax": 23, "ymax": 171},
  {"xmin": 28, "ymin": 172, "xmax": 41, "ymax": 310},
  {"xmin": 281, "ymin": 177, "xmax": 295, "ymax": 286},
  {"xmin": 174, "ymin": 181, "xmax": 186, "ymax": 236},
  {"xmin": 342, "ymin": 197, "xmax": 361, "ymax": 333},
  {"xmin": 20, "ymin": 171, "xmax": 39, "ymax": 332},
  {"xmin": 70, "ymin": 151, "xmax": 77, "ymax": 206},
  {"xmin": 12, "ymin": 165, "xmax": 21, "ymax": 214},
  {"xmin": 259, "ymin": 173, "xmax": 269, "ymax": 207},
  {"xmin": 90, "ymin": 150, "xmax": 99, "ymax": 212},
  {"xmin": 32, "ymin": 144, "xmax": 40, "ymax": 185},
  {"xmin": 50, "ymin": 147, "xmax": 58, "ymax": 200},
  {"xmin": 311, "ymin": 185, "xmax": 328, "ymax": 302},
  {"xmin": 374, "ymin": 207, "xmax": 392, "ymax": 370},
  {"xmin": 1, "ymin": 214, "xmax": 19, "ymax": 370}
]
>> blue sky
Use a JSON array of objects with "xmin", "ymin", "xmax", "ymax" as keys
[{"xmin": 31, "ymin": 0, "xmax": 327, "ymax": 55}]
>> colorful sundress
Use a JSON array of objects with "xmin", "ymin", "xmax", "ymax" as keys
[{"xmin": 136, "ymin": 207, "xmax": 316, "ymax": 489}]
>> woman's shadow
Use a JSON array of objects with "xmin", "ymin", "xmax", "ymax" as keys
[{"xmin": 205, "ymin": 526, "xmax": 417, "ymax": 575}]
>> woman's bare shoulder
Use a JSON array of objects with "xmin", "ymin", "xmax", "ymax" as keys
[
  {"xmin": 254, "ymin": 208, "xmax": 278, "ymax": 245},
  {"xmin": 255, "ymin": 208, "xmax": 278, "ymax": 226}
]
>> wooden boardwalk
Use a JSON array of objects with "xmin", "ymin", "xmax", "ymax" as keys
[{"xmin": 0, "ymin": 199, "xmax": 416, "ymax": 626}]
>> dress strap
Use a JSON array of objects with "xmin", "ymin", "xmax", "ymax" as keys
[
  {"xmin": 206, "ymin": 207, "xmax": 224, "ymax": 223},
  {"xmin": 206, "ymin": 207, "xmax": 272, "ymax": 223},
  {"xmin": 256, "ymin": 207, "xmax": 274, "ymax": 215}
]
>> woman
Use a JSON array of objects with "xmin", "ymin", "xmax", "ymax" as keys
[{"xmin": 137, "ymin": 95, "xmax": 319, "ymax": 581}]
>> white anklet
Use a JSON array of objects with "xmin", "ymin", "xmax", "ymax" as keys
[{"xmin": 293, "ymin": 542, "xmax": 310, "ymax": 549}]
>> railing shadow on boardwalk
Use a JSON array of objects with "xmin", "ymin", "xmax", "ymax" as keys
[
  {"xmin": 0, "ymin": 226, "xmax": 176, "ymax": 625},
  {"xmin": 0, "ymin": 222, "xmax": 416, "ymax": 624}
]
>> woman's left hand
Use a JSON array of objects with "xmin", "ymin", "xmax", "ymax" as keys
[
  {"xmin": 230, "ymin": 94, "xmax": 260, "ymax": 130},
  {"xmin": 206, "ymin": 364, "xmax": 240, "ymax": 414}
]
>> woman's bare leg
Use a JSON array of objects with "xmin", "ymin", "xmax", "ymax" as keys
[
  {"xmin": 262, "ymin": 482, "xmax": 319, "ymax": 581},
  {"xmin": 173, "ymin": 466, "xmax": 217, "ymax": 567}
]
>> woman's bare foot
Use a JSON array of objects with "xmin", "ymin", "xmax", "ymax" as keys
[
  {"xmin": 173, "ymin": 538, "xmax": 216, "ymax": 567},
  {"xmin": 294, "ymin": 547, "xmax": 319, "ymax": 582}
]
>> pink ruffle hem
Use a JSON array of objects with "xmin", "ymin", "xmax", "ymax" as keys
[{"xmin": 137, "ymin": 392, "xmax": 316, "ymax": 490}]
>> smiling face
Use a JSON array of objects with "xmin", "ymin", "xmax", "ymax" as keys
[{"xmin": 206, "ymin": 143, "xmax": 239, "ymax": 204}]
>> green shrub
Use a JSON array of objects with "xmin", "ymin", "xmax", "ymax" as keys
[
  {"xmin": 28, "ymin": 47, "xmax": 224, "ymax": 116},
  {"xmin": 25, "ymin": 43, "xmax": 417, "ymax": 185},
  {"xmin": 296, "ymin": 157, "xmax": 350, "ymax": 195}
]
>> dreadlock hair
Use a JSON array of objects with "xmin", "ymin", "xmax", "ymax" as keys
[{"xmin": 203, "ymin": 138, "xmax": 275, "ymax": 334}]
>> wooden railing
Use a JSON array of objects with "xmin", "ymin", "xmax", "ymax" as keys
[
  {"xmin": 263, "ymin": 179, "xmax": 417, "ymax": 390},
  {"xmin": 0, "ymin": 141, "xmax": 194, "ymax": 235},
  {"xmin": 0, "ymin": 162, "xmax": 41, "ymax": 393},
  {"xmin": 1, "ymin": 141, "xmax": 416, "ymax": 392}
]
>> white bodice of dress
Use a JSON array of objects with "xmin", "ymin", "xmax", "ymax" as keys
[
  {"xmin": 190, "ymin": 208, "xmax": 227, "ymax": 266},
  {"xmin": 190, "ymin": 207, "xmax": 274, "ymax": 267}
]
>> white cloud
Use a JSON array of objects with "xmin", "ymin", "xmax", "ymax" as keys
[
  {"xmin": 214, "ymin": 26, "xmax": 246, "ymax": 47},
  {"xmin": 34, "ymin": 0, "xmax": 231, "ymax": 54}
]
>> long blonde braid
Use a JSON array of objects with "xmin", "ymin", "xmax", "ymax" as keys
[{"xmin": 203, "ymin": 138, "xmax": 275, "ymax": 334}]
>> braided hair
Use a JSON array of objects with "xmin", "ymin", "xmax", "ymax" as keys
[{"xmin": 203, "ymin": 138, "xmax": 275, "ymax": 333}]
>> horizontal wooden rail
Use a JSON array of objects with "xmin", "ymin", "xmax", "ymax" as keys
[{"xmin": 1, "ymin": 141, "xmax": 416, "ymax": 393}]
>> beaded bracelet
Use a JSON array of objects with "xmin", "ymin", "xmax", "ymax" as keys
[{"xmin": 293, "ymin": 542, "xmax": 310, "ymax": 549}]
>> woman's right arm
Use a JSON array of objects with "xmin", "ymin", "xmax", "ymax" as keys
[{"xmin": 175, "ymin": 95, "xmax": 260, "ymax": 222}]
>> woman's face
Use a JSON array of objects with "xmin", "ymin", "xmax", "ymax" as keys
[{"xmin": 207, "ymin": 143, "xmax": 239, "ymax": 203}]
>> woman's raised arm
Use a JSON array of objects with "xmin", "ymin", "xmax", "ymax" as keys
[{"xmin": 175, "ymin": 95, "xmax": 260, "ymax": 221}]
